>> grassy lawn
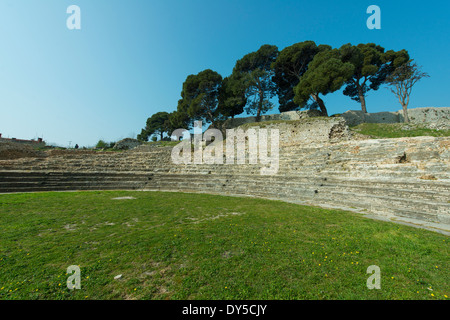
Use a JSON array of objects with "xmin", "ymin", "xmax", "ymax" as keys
[
  {"xmin": 0, "ymin": 191, "xmax": 448, "ymax": 300},
  {"xmin": 350, "ymin": 123, "xmax": 450, "ymax": 139}
]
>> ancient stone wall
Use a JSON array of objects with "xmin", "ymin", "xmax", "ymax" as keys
[
  {"xmin": 221, "ymin": 107, "xmax": 450, "ymax": 130},
  {"xmin": 236, "ymin": 117, "xmax": 350, "ymax": 145},
  {"xmin": 341, "ymin": 107, "xmax": 450, "ymax": 128}
]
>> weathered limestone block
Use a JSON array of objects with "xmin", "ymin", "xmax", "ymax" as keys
[
  {"xmin": 234, "ymin": 117, "xmax": 351, "ymax": 146},
  {"xmin": 341, "ymin": 110, "xmax": 400, "ymax": 126},
  {"xmin": 405, "ymin": 107, "xmax": 450, "ymax": 129}
]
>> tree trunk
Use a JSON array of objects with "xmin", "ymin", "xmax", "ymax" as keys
[
  {"xmin": 311, "ymin": 94, "xmax": 328, "ymax": 117},
  {"xmin": 356, "ymin": 77, "xmax": 368, "ymax": 113},
  {"xmin": 256, "ymin": 92, "xmax": 263, "ymax": 122},
  {"xmin": 359, "ymin": 91, "xmax": 367, "ymax": 113},
  {"xmin": 402, "ymin": 104, "xmax": 410, "ymax": 123},
  {"xmin": 256, "ymin": 107, "xmax": 261, "ymax": 122},
  {"xmin": 359, "ymin": 95, "xmax": 367, "ymax": 113}
]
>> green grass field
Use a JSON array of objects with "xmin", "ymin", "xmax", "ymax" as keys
[
  {"xmin": 0, "ymin": 191, "xmax": 448, "ymax": 300},
  {"xmin": 350, "ymin": 123, "xmax": 450, "ymax": 139}
]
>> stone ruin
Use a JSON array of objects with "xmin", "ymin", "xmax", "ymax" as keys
[
  {"xmin": 340, "ymin": 107, "xmax": 450, "ymax": 129},
  {"xmin": 113, "ymin": 138, "xmax": 142, "ymax": 150},
  {"xmin": 220, "ymin": 107, "xmax": 450, "ymax": 131},
  {"xmin": 0, "ymin": 107, "xmax": 448, "ymax": 235}
]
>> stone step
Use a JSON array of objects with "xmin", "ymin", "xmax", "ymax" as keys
[
  {"xmin": 1, "ymin": 170, "xmax": 448, "ymax": 225},
  {"xmin": 2, "ymin": 156, "xmax": 448, "ymax": 181},
  {"xmin": 2, "ymin": 170, "xmax": 447, "ymax": 195}
]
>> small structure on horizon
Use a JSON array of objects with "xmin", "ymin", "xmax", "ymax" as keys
[{"xmin": 0, "ymin": 133, "xmax": 45, "ymax": 147}]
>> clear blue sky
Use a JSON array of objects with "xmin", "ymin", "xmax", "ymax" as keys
[{"xmin": 0, "ymin": 0, "xmax": 449, "ymax": 147}]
